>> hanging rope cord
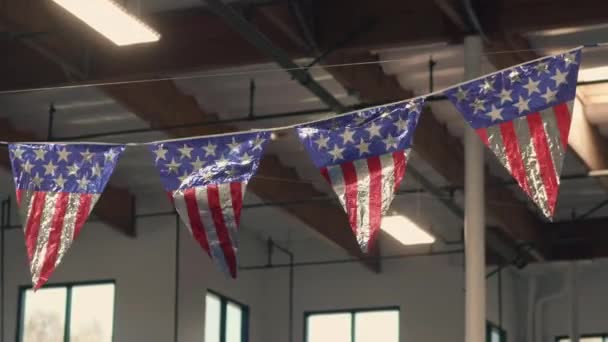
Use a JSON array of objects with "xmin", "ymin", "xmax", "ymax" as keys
[
  {"xmin": 0, "ymin": 43, "xmax": 602, "ymax": 145},
  {"xmin": 0, "ymin": 45, "xmax": 601, "ymax": 211}
]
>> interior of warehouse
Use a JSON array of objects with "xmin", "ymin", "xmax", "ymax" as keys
[{"xmin": 1, "ymin": 1, "xmax": 608, "ymax": 342}]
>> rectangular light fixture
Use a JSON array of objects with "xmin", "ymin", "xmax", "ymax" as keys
[
  {"xmin": 579, "ymin": 66, "xmax": 608, "ymax": 83},
  {"xmin": 381, "ymin": 215, "xmax": 436, "ymax": 246},
  {"xmin": 587, "ymin": 94, "xmax": 608, "ymax": 104},
  {"xmin": 52, "ymin": 0, "xmax": 160, "ymax": 46}
]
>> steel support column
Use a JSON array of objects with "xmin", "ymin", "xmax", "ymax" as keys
[{"xmin": 464, "ymin": 35, "xmax": 486, "ymax": 342}]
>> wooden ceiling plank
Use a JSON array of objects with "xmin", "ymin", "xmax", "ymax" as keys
[
  {"xmin": 569, "ymin": 97, "xmax": 608, "ymax": 190},
  {"xmin": 3, "ymin": 1, "xmax": 608, "ymax": 90},
  {"xmin": 433, "ymin": 0, "xmax": 469, "ymax": 32},
  {"xmin": 544, "ymin": 217, "xmax": 608, "ymax": 260}
]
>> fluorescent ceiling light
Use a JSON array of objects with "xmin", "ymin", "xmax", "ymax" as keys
[
  {"xmin": 52, "ymin": 0, "xmax": 160, "ymax": 46},
  {"xmin": 381, "ymin": 215, "xmax": 436, "ymax": 246},
  {"xmin": 587, "ymin": 95, "xmax": 608, "ymax": 104},
  {"xmin": 579, "ymin": 66, "xmax": 608, "ymax": 83},
  {"xmin": 300, "ymin": 93, "xmax": 348, "ymax": 103}
]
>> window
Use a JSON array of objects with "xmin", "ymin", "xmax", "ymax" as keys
[
  {"xmin": 487, "ymin": 322, "xmax": 507, "ymax": 342},
  {"xmin": 205, "ymin": 291, "xmax": 249, "ymax": 342},
  {"xmin": 557, "ymin": 335, "xmax": 608, "ymax": 342},
  {"xmin": 305, "ymin": 308, "xmax": 399, "ymax": 342},
  {"xmin": 19, "ymin": 281, "xmax": 115, "ymax": 342}
]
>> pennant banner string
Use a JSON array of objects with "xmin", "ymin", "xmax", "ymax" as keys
[
  {"xmin": 0, "ymin": 46, "xmax": 589, "ymax": 284},
  {"xmin": 0, "ymin": 45, "xmax": 590, "ymax": 147},
  {"xmin": 0, "ymin": 44, "xmax": 604, "ymax": 97}
]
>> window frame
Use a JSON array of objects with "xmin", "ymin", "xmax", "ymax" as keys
[
  {"xmin": 17, "ymin": 279, "xmax": 116, "ymax": 342},
  {"xmin": 205, "ymin": 290, "xmax": 250, "ymax": 342},
  {"xmin": 555, "ymin": 334, "xmax": 608, "ymax": 342},
  {"xmin": 487, "ymin": 321, "xmax": 507, "ymax": 342},
  {"xmin": 303, "ymin": 306, "xmax": 400, "ymax": 342}
]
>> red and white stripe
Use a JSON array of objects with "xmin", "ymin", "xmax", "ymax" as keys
[
  {"xmin": 476, "ymin": 101, "xmax": 573, "ymax": 218},
  {"xmin": 17, "ymin": 189, "xmax": 97, "ymax": 289},
  {"xmin": 319, "ymin": 150, "xmax": 409, "ymax": 253},
  {"xmin": 172, "ymin": 182, "xmax": 244, "ymax": 278}
]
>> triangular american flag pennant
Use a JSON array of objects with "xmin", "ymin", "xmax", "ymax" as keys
[
  {"xmin": 148, "ymin": 132, "xmax": 270, "ymax": 278},
  {"xmin": 9, "ymin": 143, "xmax": 125, "ymax": 289},
  {"xmin": 445, "ymin": 48, "xmax": 582, "ymax": 219},
  {"xmin": 296, "ymin": 99, "xmax": 424, "ymax": 253}
]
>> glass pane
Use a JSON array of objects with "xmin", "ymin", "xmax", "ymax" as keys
[
  {"xmin": 490, "ymin": 329, "xmax": 502, "ymax": 342},
  {"xmin": 205, "ymin": 293, "xmax": 221, "ymax": 342},
  {"xmin": 355, "ymin": 310, "xmax": 399, "ymax": 342},
  {"xmin": 22, "ymin": 287, "xmax": 67, "ymax": 342},
  {"xmin": 226, "ymin": 302, "xmax": 243, "ymax": 342},
  {"xmin": 307, "ymin": 313, "xmax": 351, "ymax": 342},
  {"xmin": 69, "ymin": 284, "xmax": 115, "ymax": 342},
  {"xmin": 560, "ymin": 338, "xmax": 604, "ymax": 342}
]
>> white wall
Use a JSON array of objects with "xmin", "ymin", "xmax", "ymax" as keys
[
  {"xmin": 177, "ymin": 216, "xmax": 268, "ymax": 342},
  {"xmin": 487, "ymin": 265, "xmax": 525, "ymax": 342},
  {"xmin": 0, "ymin": 214, "xmax": 268, "ymax": 342},
  {"xmin": 0, "ymin": 209, "xmax": 530, "ymax": 342},
  {"xmin": 261, "ymin": 239, "xmax": 524, "ymax": 342},
  {"xmin": 538, "ymin": 260, "xmax": 608, "ymax": 342}
]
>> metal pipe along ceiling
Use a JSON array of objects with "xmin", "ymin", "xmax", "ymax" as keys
[{"xmin": 202, "ymin": 0, "xmax": 345, "ymax": 113}]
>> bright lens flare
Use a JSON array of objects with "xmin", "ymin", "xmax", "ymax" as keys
[
  {"xmin": 52, "ymin": 0, "xmax": 160, "ymax": 46},
  {"xmin": 381, "ymin": 215, "xmax": 436, "ymax": 245}
]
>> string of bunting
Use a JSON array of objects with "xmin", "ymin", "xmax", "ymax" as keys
[{"xmin": 5, "ymin": 46, "xmax": 583, "ymax": 288}]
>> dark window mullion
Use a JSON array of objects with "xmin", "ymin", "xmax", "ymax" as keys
[
  {"xmin": 17, "ymin": 287, "xmax": 27, "ymax": 342},
  {"xmin": 207, "ymin": 291, "xmax": 249, "ymax": 342},
  {"xmin": 242, "ymin": 304, "xmax": 249, "ymax": 342},
  {"xmin": 64, "ymin": 285, "xmax": 73, "ymax": 342},
  {"xmin": 220, "ymin": 298, "xmax": 227, "ymax": 342},
  {"xmin": 351, "ymin": 312, "xmax": 355, "ymax": 342}
]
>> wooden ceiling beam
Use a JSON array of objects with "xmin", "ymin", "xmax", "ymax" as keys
[
  {"xmin": 92, "ymin": 5, "xmax": 307, "ymax": 79},
  {"xmin": 91, "ymin": 0, "xmax": 608, "ymax": 79},
  {"xmin": 433, "ymin": 0, "xmax": 470, "ymax": 33},
  {"xmin": 0, "ymin": 119, "xmax": 136, "ymax": 236},
  {"xmin": 568, "ymin": 98, "xmax": 608, "ymax": 190},
  {"xmin": 544, "ymin": 217, "xmax": 608, "ymax": 261},
  {"xmin": 484, "ymin": 33, "xmax": 538, "ymax": 69},
  {"xmin": 4, "ymin": 0, "xmax": 608, "ymax": 91},
  {"xmin": 0, "ymin": 2, "xmax": 307, "ymax": 91},
  {"xmin": 478, "ymin": 0, "xmax": 608, "ymax": 36}
]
